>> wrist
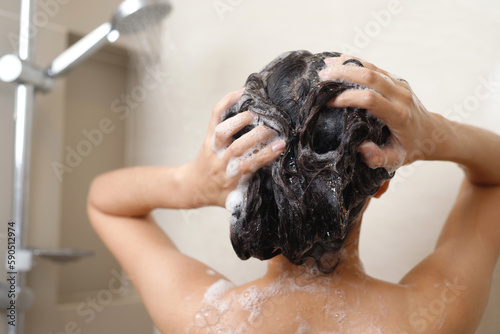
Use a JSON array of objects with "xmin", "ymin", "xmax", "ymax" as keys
[
  {"xmin": 171, "ymin": 162, "xmax": 200, "ymax": 209},
  {"xmin": 424, "ymin": 113, "xmax": 461, "ymax": 162}
]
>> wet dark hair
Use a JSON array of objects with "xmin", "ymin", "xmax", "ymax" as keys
[{"xmin": 223, "ymin": 50, "xmax": 393, "ymax": 273}]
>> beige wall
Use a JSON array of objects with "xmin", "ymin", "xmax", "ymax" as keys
[
  {"xmin": 40, "ymin": 0, "xmax": 123, "ymax": 36},
  {"xmin": 124, "ymin": 1, "xmax": 500, "ymax": 333}
]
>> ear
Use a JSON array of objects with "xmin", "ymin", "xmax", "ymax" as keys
[{"xmin": 373, "ymin": 180, "xmax": 390, "ymax": 199}]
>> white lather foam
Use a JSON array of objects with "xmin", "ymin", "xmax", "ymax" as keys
[
  {"xmin": 203, "ymin": 279, "xmax": 235, "ymax": 303},
  {"xmin": 225, "ymin": 174, "xmax": 251, "ymax": 215}
]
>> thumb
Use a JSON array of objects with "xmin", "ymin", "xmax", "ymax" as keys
[{"xmin": 359, "ymin": 141, "xmax": 406, "ymax": 173}]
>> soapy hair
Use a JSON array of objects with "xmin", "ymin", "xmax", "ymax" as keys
[{"xmin": 223, "ymin": 50, "xmax": 393, "ymax": 273}]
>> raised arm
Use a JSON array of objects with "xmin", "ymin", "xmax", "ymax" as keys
[
  {"xmin": 441, "ymin": 120, "xmax": 500, "ymax": 186},
  {"xmin": 87, "ymin": 90, "xmax": 285, "ymax": 332},
  {"xmin": 319, "ymin": 55, "xmax": 500, "ymax": 186},
  {"xmin": 319, "ymin": 55, "xmax": 500, "ymax": 333}
]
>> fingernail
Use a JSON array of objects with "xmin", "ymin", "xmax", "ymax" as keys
[
  {"xmin": 324, "ymin": 57, "xmax": 339, "ymax": 65},
  {"xmin": 236, "ymin": 87, "xmax": 245, "ymax": 94},
  {"xmin": 318, "ymin": 68, "xmax": 330, "ymax": 79},
  {"xmin": 359, "ymin": 142, "xmax": 373, "ymax": 150},
  {"xmin": 359, "ymin": 142, "xmax": 377, "ymax": 156},
  {"xmin": 272, "ymin": 140, "xmax": 286, "ymax": 152}
]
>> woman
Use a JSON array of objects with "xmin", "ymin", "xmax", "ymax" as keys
[{"xmin": 87, "ymin": 52, "xmax": 500, "ymax": 333}]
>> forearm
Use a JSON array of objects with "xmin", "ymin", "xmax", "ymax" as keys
[
  {"xmin": 88, "ymin": 165, "xmax": 195, "ymax": 217},
  {"xmin": 437, "ymin": 114, "xmax": 500, "ymax": 186}
]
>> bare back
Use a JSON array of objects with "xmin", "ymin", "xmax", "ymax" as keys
[{"xmin": 185, "ymin": 256, "xmax": 475, "ymax": 333}]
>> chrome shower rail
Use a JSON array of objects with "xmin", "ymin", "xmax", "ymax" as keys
[{"xmin": 9, "ymin": 0, "xmax": 37, "ymax": 332}]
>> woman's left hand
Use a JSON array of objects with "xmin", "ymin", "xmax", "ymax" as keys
[{"xmin": 182, "ymin": 89, "xmax": 286, "ymax": 208}]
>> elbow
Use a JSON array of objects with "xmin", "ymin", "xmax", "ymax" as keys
[
  {"xmin": 87, "ymin": 172, "xmax": 116, "ymax": 230},
  {"xmin": 87, "ymin": 176, "xmax": 100, "ymax": 230},
  {"xmin": 87, "ymin": 173, "xmax": 107, "ymax": 216}
]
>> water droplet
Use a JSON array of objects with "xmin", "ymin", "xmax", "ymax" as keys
[
  {"xmin": 335, "ymin": 312, "xmax": 347, "ymax": 323},
  {"xmin": 204, "ymin": 308, "xmax": 219, "ymax": 326},
  {"xmin": 194, "ymin": 312, "xmax": 206, "ymax": 327}
]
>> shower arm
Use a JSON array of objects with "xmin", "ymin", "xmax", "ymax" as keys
[
  {"xmin": 0, "ymin": 22, "xmax": 118, "ymax": 93},
  {"xmin": 46, "ymin": 22, "xmax": 118, "ymax": 78}
]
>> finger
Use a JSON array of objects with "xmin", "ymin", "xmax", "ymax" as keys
[
  {"xmin": 341, "ymin": 56, "xmax": 409, "ymax": 89},
  {"xmin": 390, "ymin": 75, "xmax": 412, "ymax": 89},
  {"xmin": 323, "ymin": 54, "xmax": 392, "ymax": 77},
  {"xmin": 212, "ymin": 111, "xmax": 254, "ymax": 151},
  {"xmin": 208, "ymin": 88, "xmax": 245, "ymax": 133},
  {"xmin": 319, "ymin": 65, "xmax": 400, "ymax": 99},
  {"xmin": 223, "ymin": 125, "xmax": 277, "ymax": 161},
  {"xmin": 237, "ymin": 140, "xmax": 286, "ymax": 175},
  {"xmin": 346, "ymin": 56, "xmax": 393, "ymax": 77},
  {"xmin": 359, "ymin": 141, "xmax": 406, "ymax": 172},
  {"xmin": 322, "ymin": 55, "xmax": 409, "ymax": 90},
  {"xmin": 326, "ymin": 90, "xmax": 404, "ymax": 128}
]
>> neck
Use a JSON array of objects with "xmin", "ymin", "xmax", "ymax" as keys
[{"xmin": 265, "ymin": 216, "xmax": 365, "ymax": 280}]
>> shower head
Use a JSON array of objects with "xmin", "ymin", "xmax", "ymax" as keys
[
  {"xmin": 112, "ymin": 0, "xmax": 172, "ymax": 34},
  {"xmin": 45, "ymin": 0, "xmax": 172, "ymax": 78}
]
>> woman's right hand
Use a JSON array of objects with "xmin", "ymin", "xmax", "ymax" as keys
[
  {"xmin": 183, "ymin": 90, "xmax": 286, "ymax": 209},
  {"xmin": 318, "ymin": 55, "xmax": 451, "ymax": 172}
]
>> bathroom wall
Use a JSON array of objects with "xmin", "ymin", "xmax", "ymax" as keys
[{"xmin": 124, "ymin": 0, "xmax": 500, "ymax": 333}]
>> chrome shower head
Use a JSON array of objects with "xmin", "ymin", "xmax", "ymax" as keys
[
  {"xmin": 113, "ymin": 0, "xmax": 172, "ymax": 34},
  {"xmin": 44, "ymin": 0, "xmax": 172, "ymax": 78}
]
